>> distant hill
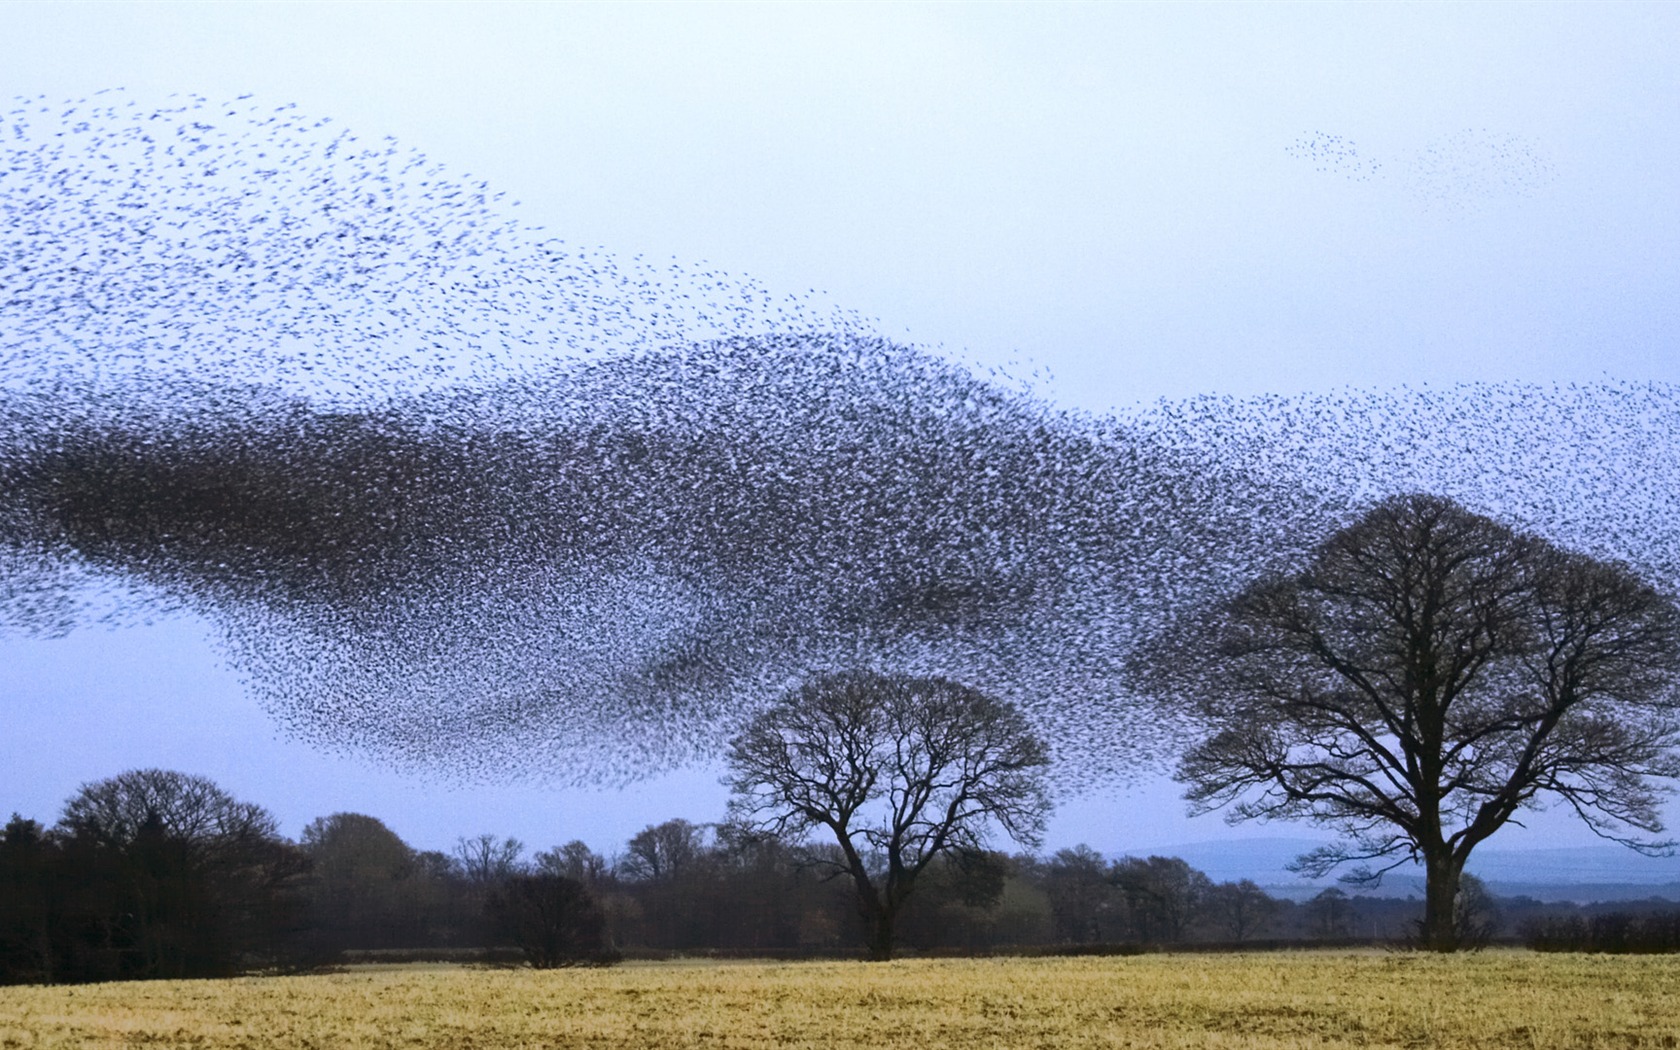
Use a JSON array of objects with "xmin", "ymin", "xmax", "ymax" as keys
[{"xmin": 1110, "ymin": 838, "xmax": 1680, "ymax": 904}]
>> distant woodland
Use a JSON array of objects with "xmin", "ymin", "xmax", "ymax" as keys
[{"xmin": 5, "ymin": 769, "xmax": 1680, "ymax": 984}]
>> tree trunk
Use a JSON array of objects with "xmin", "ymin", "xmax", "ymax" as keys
[
  {"xmin": 863, "ymin": 905, "xmax": 897, "ymax": 961},
  {"xmin": 1420, "ymin": 852, "xmax": 1464, "ymax": 952}
]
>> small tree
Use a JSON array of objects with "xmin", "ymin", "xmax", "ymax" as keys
[
  {"xmin": 1042, "ymin": 845, "xmax": 1122, "ymax": 944},
  {"xmin": 617, "ymin": 820, "xmax": 707, "ymax": 883},
  {"xmin": 299, "ymin": 813, "xmax": 422, "ymax": 951},
  {"xmin": 486, "ymin": 874, "xmax": 617, "ymax": 968},
  {"xmin": 1204, "ymin": 879, "xmax": 1281, "ymax": 943},
  {"xmin": 1450, "ymin": 872, "xmax": 1498, "ymax": 950},
  {"xmin": 724, "ymin": 670, "xmax": 1051, "ymax": 960},
  {"xmin": 615, "ymin": 820, "xmax": 714, "ymax": 948},
  {"xmin": 452, "ymin": 834, "xmax": 525, "ymax": 885},
  {"xmin": 1110, "ymin": 855, "xmax": 1211, "ymax": 943},
  {"xmin": 1140, "ymin": 494, "xmax": 1680, "ymax": 951},
  {"xmin": 534, "ymin": 841, "xmax": 608, "ymax": 885},
  {"xmin": 1305, "ymin": 888, "xmax": 1353, "ymax": 940}
]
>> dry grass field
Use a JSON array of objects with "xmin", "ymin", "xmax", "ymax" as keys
[{"xmin": 3, "ymin": 951, "xmax": 1678, "ymax": 1049}]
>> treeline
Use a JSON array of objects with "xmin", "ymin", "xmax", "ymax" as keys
[
  {"xmin": 0, "ymin": 773, "xmax": 305, "ymax": 984},
  {"xmin": 6, "ymin": 769, "xmax": 1680, "ymax": 984},
  {"xmin": 1519, "ymin": 907, "xmax": 1680, "ymax": 954}
]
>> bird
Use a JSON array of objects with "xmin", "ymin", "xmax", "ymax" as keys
[{"xmin": 0, "ymin": 92, "xmax": 1669, "ymax": 794}]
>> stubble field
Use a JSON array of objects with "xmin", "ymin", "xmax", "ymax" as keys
[{"xmin": 2, "ymin": 951, "xmax": 1678, "ymax": 1050}]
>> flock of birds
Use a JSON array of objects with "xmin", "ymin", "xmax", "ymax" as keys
[
  {"xmin": 1284, "ymin": 132, "xmax": 1383, "ymax": 182},
  {"xmin": 1287, "ymin": 128, "xmax": 1557, "ymax": 211},
  {"xmin": 2, "ymin": 94, "xmax": 1672, "ymax": 788}
]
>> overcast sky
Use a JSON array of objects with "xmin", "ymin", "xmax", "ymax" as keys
[{"xmin": 3, "ymin": 2, "xmax": 1678, "ymax": 860}]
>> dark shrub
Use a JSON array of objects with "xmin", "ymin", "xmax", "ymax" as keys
[{"xmin": 486, "ymin": 873, "xmax": 620, "ymax": 967}]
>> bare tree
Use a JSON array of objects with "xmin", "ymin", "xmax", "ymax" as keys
[
  {"xmin": 616, "ymin": 820, "xmax": 707, "ymax": 882},
  {"xmin": 1204, "ymin": 879, "xmax": 1281, "ymax": 942},
  {"xmin": 61, "ymin": 769, "xmax": 277, "ymax": 860},
  {"xmin": 724, "ymin": 670, "xmax": 1051, "ymax": 960},
  {"xmin": 1140, "ymin": 494, "xmax": 1680, "ymax": 950},
  {"xmin": 1042, "ymin": 845, "xmax": 1121, "ymax": 943},
  {"xmin": 299, "ymin": 813, "xmax": 423, "ymax": 950},
  {"xmin": 453, "ymin": 834, "xmax": 525, "ymax": 885},
  {"xmin": 1110, "ymin": 855, "xmax": 1211, "ymax": 942},
  {"xmin": 1108, "ymin": 853, "xmax": 1216, "ymax": 940},
  {"xmin": 301, "ymin": 813, "xmax": 413, "ymax": 882},
  {"xmin": 485, "ymin": 874, "xmax": 617, "ymax": 968},
  {"xmin": 534, "ymin": 840, "xmax": 608, "ymax": 885}
]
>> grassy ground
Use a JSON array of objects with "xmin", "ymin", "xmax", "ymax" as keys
[{"xmin": 3, "ymin": 951, "xmax": 1678, "ymax": 1049}]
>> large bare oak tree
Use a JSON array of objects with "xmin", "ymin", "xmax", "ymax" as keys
[
  {"xmin": 1138, "ymin": 494, "xmax": 1680, "ymax": 950},
  {"xmin": 724, "ymin": 670, "xmax": 1050, "ymax": 960}
]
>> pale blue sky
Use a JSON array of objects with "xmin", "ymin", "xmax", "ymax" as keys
[{"xmin": 2, "ymin": 2, "xmax": 1678, "ymax": 859}]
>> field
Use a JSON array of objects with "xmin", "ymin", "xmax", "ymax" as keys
[{"xmin": 3, "ymin": 951, "xmax": 1679, "ymax": 1049}]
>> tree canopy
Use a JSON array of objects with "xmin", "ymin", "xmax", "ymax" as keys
[
  {"xmin": 725, "ymin": 670, "xmax": 1051, "ymax": 959},
  {"xmin": 1137, "ymin": 493, "xmax": 1680, "ymax": 950}
]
